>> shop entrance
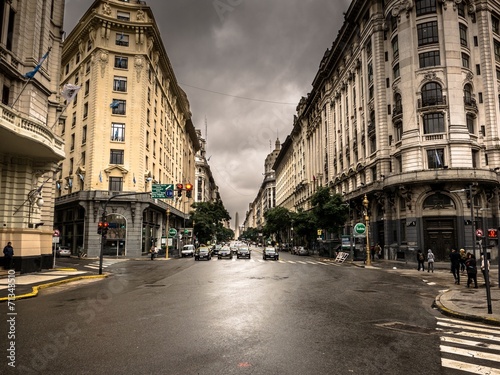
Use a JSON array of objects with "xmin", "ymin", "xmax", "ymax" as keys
[{"xmin": 424, "ymin": 218, "xmax": 456, "ymax": 261}]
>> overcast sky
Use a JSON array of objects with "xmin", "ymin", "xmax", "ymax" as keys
[{"xmin": 64, "ymin": 0, "xmax": 351, "ymax": 228}]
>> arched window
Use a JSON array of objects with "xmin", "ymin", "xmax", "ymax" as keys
[
  {"xmin": 423, "ymin": 193, "xmax": 454, "ymax": 209},
  {"xmin": 421, "ymin": 82, "xmax": 443, "ymax": 106},
  {"xmin": 463, "ymin": 83, "xmax": 474, "ymax": 106},
  {"xmin": 394, "ymin": 93, "xmax": 403, "ymax": 115}
]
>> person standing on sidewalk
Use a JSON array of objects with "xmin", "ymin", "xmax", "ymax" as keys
[
  {"xmin": 3, "ymin": 241, "xmax": 13, "ymax": 270},
  {"xmin": 465, "ymin": 252, "xmax": 478, "ymax": 288},
  {"xmin": 449, "ymin": 248, "xmax": 461, "ymax": 284},
  {"xmin": 417, "ymin": 250, "xmax": 425, "ymax": 271},
  {"xmin": 427, "ymin": 249, "xmax": 435, "ymax": 273},
  {"xmin": 459, "ymin": 248, "xmax": 466, "ymax": 273}
]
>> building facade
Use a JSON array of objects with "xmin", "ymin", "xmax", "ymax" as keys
[
  {"xmin": 55, "ymin": 0, "xmax": 199, "ymax": 258},
  {"xmin": 0, "ymin": 0, "xmax": 66, "ymax": 272},
  {"xmin": 273, "ymin": 0, "xmax": 500, "ymax": 261},
  {"xmin": 194, "ymin": 129, "xmax": 219, "ymax": 205}
]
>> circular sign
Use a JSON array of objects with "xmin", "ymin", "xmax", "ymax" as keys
[
  {"xmin": 168, "ymin": 228, "xmax": 177, "ymax": 237},
  {"xmin": 354, "ymin": 223, "xmax": 366, "ymax": 235},
  {"xmin": 165, "ymin": 189, "xmax": 174, "ymax": 198},
  {"xmin": 53, "ymin": 229, "xmax": 60, "ymax": 237},
  {"xmin": 476, "ymin": 228, "xmax": 484, "ymax": 237}
]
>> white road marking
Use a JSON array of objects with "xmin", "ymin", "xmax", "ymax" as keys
[
  {"xmin": 440, "ymin": 345, "xmax": 500, "ymax": 363},
  {"xmin": 441, "ymin": 358, "xmax": 500, "ymax": 374}
]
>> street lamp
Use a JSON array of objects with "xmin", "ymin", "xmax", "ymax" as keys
[
  {"xmin": 166, "ymin": 207, "xmax": 170, "ymax": 258},
  {"xmin": 363, "ymin": 194, "xmax": 371, "ymax": 267}
]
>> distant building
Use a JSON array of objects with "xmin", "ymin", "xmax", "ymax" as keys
[
  {"xmin": 0, "ymin": 0, "xmax": 66, "ymax": 272},
  {"xmin": 55, "ymin": 0, "xmax": 199, "ymax": 257},
  {"xmin": 194, "ymin": 129, "xmax": 219, "ymax": 204}
]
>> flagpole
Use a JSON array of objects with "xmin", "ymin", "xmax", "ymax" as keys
[
  {"xmin": 10, "ymin": 79, "xmax": 33, "ymax": 109},
  {"xmin": 49, "ymin": 101, "xmax": 71, "ymax": 130}
]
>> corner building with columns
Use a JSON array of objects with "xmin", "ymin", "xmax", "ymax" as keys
[
  {"xmin": 274, "ymin": 0, "xmax": 500, "ymax": 261},
  {"xmin": 55, "ymin": 0, "xmax": 199, "ymax": 258}
]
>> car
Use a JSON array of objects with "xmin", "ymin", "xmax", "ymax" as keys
[
  {"xmin": 212, "ymin": 244, "xmax": 222, "ymax": 256},
  {"xmin": 263, "ymin": 247, "xmax": 279, "ymax": 260},
  {"xmin": 56, "ymin": 246, "xmax": 71, "ymax": 257},
  {"xmin": 218, "ymin": 246, "xmax": 232, "ymax": 259},
  {"xmin": 194, "ymin": 247, "xmax": 211, "ymax": 261},
  {"xmin": 181, "ymin": 244, "xmax": 195, "ymax": 257},
  {"xmin": 236, "ymin": 247, "xmax": 251, "ymax": 259},
  {"xmin": 297, "ymin": 247, "xmax": 309, "ymax": 256}
]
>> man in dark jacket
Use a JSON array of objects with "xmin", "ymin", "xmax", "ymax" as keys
[
  {"xmin": 3, "ymin": 242, "xmax": 13, "ymax": 270},
  {"xmin": 449, "ymin": 248, "xmax": 461, "ymax": 284}
]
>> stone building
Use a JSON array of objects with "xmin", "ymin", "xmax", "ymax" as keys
[
  {"xmin": 0, "ymin": 0, "xmax": 66, "ymax": 272},
  {"xmin": 55, "ymin": 0, "xmax": 199, "ymax": 258},
  {"xmin": 273, "ymin": 0, "xmax": 500, "ymax": 261}
]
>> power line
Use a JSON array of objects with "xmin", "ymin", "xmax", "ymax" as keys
[{"xmin": 178, "ymin": 82, "xmax": 297, "ymax": 105}]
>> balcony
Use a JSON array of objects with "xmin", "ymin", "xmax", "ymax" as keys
[{"xmin": 0, "ymin": 103, "xmax": 65, "ymax": 161}]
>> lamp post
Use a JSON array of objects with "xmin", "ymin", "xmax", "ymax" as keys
[
  {"xmin": 480, "ymin": 208, "xmax": 493, "ymax": 314},
  {"xmin": 166, "ymin": 207, "xmax": 170, "ymax": 258},
  {"xmin": 363, "ymin": 194, "xmax": 371, "ymax": 267}
]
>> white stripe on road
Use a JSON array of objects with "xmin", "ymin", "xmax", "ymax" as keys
[
  {"xmin": 297, "ymin": 261, "xmax": 307, "ymax": 264},
  {"xmin": 316, "ymin": 261, "xmax": 329, "ymax": 265},
  {"xmin": 441, "ymin": 358, "xmax": 500, "ymax": 375},
  {"xmin": 440, "ymin": 345, "xmax": 500, "ymax": 363},
  {"xmin": 437, "ymin": 321, "xmax": 500, "ymax": 335},
  {"xmin": 440, "ymin": 336, "xmax": 500, "ymax": 351},
  {"xmin": 436, "ymin": 329, "xmax": 500, "ymax": 343},
  {"xmin": 437, "ymin": 317, "xmax": 500, "ymax": 331},
  {"xmin": 287, "ymin": 260, "xmax": 296, "ymax": 264}
]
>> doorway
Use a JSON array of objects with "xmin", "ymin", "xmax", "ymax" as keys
[{"xmin": 424, "ymin": 218, "xmax": 456, "ymax": 261}]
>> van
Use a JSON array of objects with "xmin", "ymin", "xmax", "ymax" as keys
[{"xmin": 181, "ymin": 244, "xmax": 195, "ymax": 257}]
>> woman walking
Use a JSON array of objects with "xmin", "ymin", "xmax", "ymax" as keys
[
  {"xmin": 465, "ymin": 253, "xmax": 478, "ymax": 288},
  {"xmin": 427, "ymin": 249, "xmax": 434, "ymax": 273}
]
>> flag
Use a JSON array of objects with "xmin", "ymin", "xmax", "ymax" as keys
[
  {"xmin": 133, "ymin": 175, "xmax": 136, "ymax": 184},
  {"xmin": 56, "ymin": 182, "xmax": 61, "ymax": 190},
  {"xmin": 78, "ymin": 174, "xmax": 84, "ymax": 182},
  {"xmin": 25, "ymin": 48, "xmax": 51, "ymax": 79},
  {"xmin": 110, "ymin": 100, "xmax": 120, "ymax": 109},
  {"xmin": 435, "ymin": 149, "xmax": 442, "ymax": 167},
  {"xmin": 68, "ymin": 178, "xmax": 73, "ymax": 188},
  {"xmin": 61, "ymin": 84, "xmax": 81, "ymax": 103},
  {"xmin": 99, "ymin": 171, "xmax": 103, "ymax": 183}
]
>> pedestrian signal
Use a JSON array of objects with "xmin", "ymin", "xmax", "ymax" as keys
[{"xmin": 488, "ymin": 229, "xmax": 498, "ymax": 238}]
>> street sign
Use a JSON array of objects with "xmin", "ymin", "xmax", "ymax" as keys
[
  {"xmin": 53, "ymin": 229, "xmax": 60, "ymax": 237},
  {"xmin": 152, "ymin": 184, "xmax": 174, "ymax": 199},
  {"xmin": 168, "ymin": 228, "xmax": 177, "ymax": 237},
  {"xmin": 476, "ymin": 228, "xmax": 484, "ymax": 237},
  {"xmin": 354, "ymin": 223, "xmax": 366, "ymax": 237}
]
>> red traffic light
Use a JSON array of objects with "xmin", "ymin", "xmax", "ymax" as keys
[
  {"xmin": 176, "ymin": 183, "xmax": 183, "ymax": 190},
  {"xmin": 488, "ymin": 229, "xmax": 498, "ymax": 238}
]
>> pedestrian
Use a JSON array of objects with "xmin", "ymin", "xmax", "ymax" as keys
[
  {"xmin": 449, "ymin": 248, "xmax": 461, "ymax": 284},
  {"xmin": 375, "ymin": 243, "xmax": 382, "ymax": 260},
  {"xmin": 459, "ymin": 248, "xmax": 466, "ymax": 272},
  {"xmin": 427, "ymin": 249, "xmax": 434, "ymax": 273},
  {"xmin": 150, "ymin": 245, "xmax": 158, "ymax": 260},
  {"xmin": 480, "ymin": 254, "xmax": 492, "ymax": 286},
  {"xmin": 417, "ymin": 250, "xmax": 425, "ymax": 271},
  {"xmin": 465, "ymin": 252, "xmax": 478, "ymax": 288},
  {"xmin": 3, "ymin": 241, "xmax": 14, "ymax": 270}
]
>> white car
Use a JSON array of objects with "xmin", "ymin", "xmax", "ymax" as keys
[
  {"xmin": 56, "ymin": 246, "xmax": 71, "ymax": 257},
  {"xmin": 181, "ymin": 244, "xmax": 195, "ymax": 257}
]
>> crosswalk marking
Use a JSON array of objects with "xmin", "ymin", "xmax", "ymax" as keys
[
  {"xmin": 441, "ymin": 358, "xmax": 500, "ymax": 375},
  {"xmin": 440, "ymin": 345, "xmax": 500, "ymax": 363},
  {"xmin": 84, "ymin": 259, "xmax": 128, "ymax": 270}
]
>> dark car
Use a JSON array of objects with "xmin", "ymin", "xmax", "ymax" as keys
[
  {"xmin": 218, "ymin": 246, "xmax": 232, "ymax": 260},
  {"xmin": 263, "ymin": 247, "xmax": 279, "ymax": 260},
  {"xmin": 236, "ymin": 247, "xmax": 251, "ymax": 259},
  {"xmin": 212, "ymin": 244, "xmax": 222, "ymax": 256},
  {"xmin": 195, "ymin": 247, "xmax": 211, "ymax": 261}
]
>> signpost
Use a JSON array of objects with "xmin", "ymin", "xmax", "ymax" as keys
[
  {"xmin": 152, "ymin": 184, "xmax": 174, "ymax": 199},
  {"xmin": 353, "ymin": 223, "xmax": 366, "ymax": 237}
]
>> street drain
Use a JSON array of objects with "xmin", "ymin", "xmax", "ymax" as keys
[{"xmin": 376, "ymin": 321, "xmax": 437, "ymax": 335}]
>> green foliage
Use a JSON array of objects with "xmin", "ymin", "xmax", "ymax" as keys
[
  {"xmin": 241, "ymin": 227, "xmax": 260, "ymax": 242},
  {"xmin": 263, "ymin": 206, "xmax": 291, "ymax": 242},
  {"xmin": 190, "ymin": 200, "xmax": 231, "ymax": 244},
  {"xmin": 310, "ymin": 187, "xmax": 348, "ymax": 233}
]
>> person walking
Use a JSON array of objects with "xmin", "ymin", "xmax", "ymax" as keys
[
  {"xmin": 480, "ymin": 255, "xmax": 492, "ymax": 287},
  {"xmin": 3, "ymin": 241, "xmax": 14, "ymax": 270},
  {"xmin": 465, "ymin": 252, "xmax": 478, "ymax": 288},
  {"xmin": 427, "ymin": 249, "xmax": 435, "ymax": 273},
  {"xmin": 449, "ymin": 248, "xmax": 461, "ymax": 284},
  {"xmin": 459, "ymin": 248, "xmax": 466, "ymax": 273},
  {"xmin": 417, "ymin": 250, "xmax": 425, "ymax": 271}
]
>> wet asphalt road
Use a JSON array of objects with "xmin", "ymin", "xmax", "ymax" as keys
[{"xmin": 3, "ymin": 249, "xmax": 448, "ymax": 375}]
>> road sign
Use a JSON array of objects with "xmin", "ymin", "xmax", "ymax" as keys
[
  {"xmin": 476, "ymin": 228, "xmax": 484, "ymax": 237},
  {"xmin": 168, "ymin": 228, "xmax": 177, "ymax": 237},
  {"xmin": 152, "ymin": 184, "xmax": 174, "ymax": 199},
  {"xmin": 53, "ymin": 229, "xmax": 60, "ymax": 237},
  {"xmin": 354, "ymin": 223, "xmax": 366, "ymax": 237}
]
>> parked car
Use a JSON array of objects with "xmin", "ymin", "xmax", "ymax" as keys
[
  {"xmin": 194, "ymin": 247, "xmax": 211, "ymax": 261},
  {"xmin": 297, "ymin": 247, "xmax": 309, "ymax": 256},
  {"xmin": 218, "ymin": 246, "xmax": 232, "ymax": 259},
  {"xmin": 263, "ymin": 247, "xmax": 279, "ymax": 260},
  {"xmin": 181, "ymin": 244, "xmax": 195, "ymax": 257},
  {"xmin": 212, "ymin": 244, "xmax": 222, "ymax": 256},
  {"xmin": 236, "ymin": 247, "xmax": 251, "ymax": 259},
  {"xmin": 56, "ymin": 246, "xmax": 71, "ymax": 257}
]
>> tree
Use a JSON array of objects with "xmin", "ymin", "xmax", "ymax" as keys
[
  {"xmin": 263, "ymin": 206, "xmax": 291, "ymax": 243},
  {"xmin": 311, "ymin": 186, "xmax": 348, "ymax": 234},
  {"xmin": 190, "ymin": 200, "xmax": 231, "ymax": 244},
  {"xmin": 290, "ymin": 209, "xmax": 316, "ymax": 247}
]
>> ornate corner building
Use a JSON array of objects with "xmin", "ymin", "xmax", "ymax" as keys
[
  {"xmin": 55, "ymin": 0, "xmax": 200, "ymax": 258},
  {"xmin": 0, "ymin": 0, "xmax": 66, "ymax": 272},
  {"xmin": 274, "ymin": 0, "xmax": 500, "ymax": 261}
]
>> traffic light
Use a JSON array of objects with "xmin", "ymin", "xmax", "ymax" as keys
[
  {"xmin": 102, "ymin": 221, "xmax": 109, "ymax": 236},
  {"xmin": 488, "ymin": 229, "xmax": 498, "ymax": 239},
  {"xmin": 98, "ymin": 221, "xmax": 104, "ymax": 235},
  {"xmin": 185, "ymin": 183, "xmax": 193, "ymax": 198},
  {"xmin": 176, "ymin": 183, "xmax": 183, "ymax": 197}
]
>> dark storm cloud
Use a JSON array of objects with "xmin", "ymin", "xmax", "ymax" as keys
[{"xmin": 64, "ymin": 0, "xmax": 351, "ymax": 226}]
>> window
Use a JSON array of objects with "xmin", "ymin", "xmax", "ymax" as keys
[
  {"xmin": 87, "ymin": 39, "xmax": 92, "ymax": 51},
  {"xmin": 417, "ymin": 21, "xmax": 438, "ymax": 46},
  {"xmin": 461, "ymin": 53, "xmax": 470, "ymax": 69},
  {"xmin": 115, "ymin": 33, "xmax": 129, "ymax": 47},
  {"xmin": 114, "ymin": 56, "xmax": 128, "ymax": 69},
  {"xmin": 459, "ymin": 23, "xmax": 468, "ymax": 47},
  {"xmin": 419, "ymin": 50, "xmax": 440, "ymax": 68},
  {"xmin": 427, "ymin": 148, "xmax": 444, "ymax": 169},
  {"xmin": 421, "ymin": 82, "xmax": 443, "ymax": 106},
  {"xmin": 495, "ymin": 40, "xmax": 500, "ymax": 63},
  {"xmin": 65, "ymin": 64, "xmax": 69, "ymax": 75},
  {"xmin": 111, "ymin": 99, "xmax": 126, "ymax": 115},
  {"xmin": 71, "ymin": 112, "xmax": 76, "ymax": 126},
  {"xmin": 476, "ymin": 64, "xmax": 480, "ymax": 75},
  {"xmin": 367, "ymin": 62, "xmax": 373, "ymax": 84},
  {"xmin": 117, "ymin": 11, "xmax": 130, "ymax": 21},
  {"xmin": 466, "ymin": 114, "xmax": 475, "ymax": 134},
  {"xmin": 394, "ymin": 93, "xmax": 403, "ymax": 115},
  {"xmin": 81, "ymin": 151, "xmax": 86, "ymax": 165},
  {"xmin": 393, "ymin": 63, "xmax": 400, "ymax": 79},
  {"xmin": 423, "ymin": 113, "xmax": 445, "ymax": 134},
  {"xmin": 416, "ymin": 0, "xmax": 436, "ymax": 16},
  {"xmin": 83, "ymin": 102, "xmax": 88, "ymax": 119},
  {"xmin": 110, "ymin": 149, "xmax": 124, "ymax": 164},
  {"xmin": 76, "ymin": 52, "xmax": 80, "ymax": 64},
  {"xmin": 113, "ymin": 76, "xmax": 127, "ymax": 92},
  {"xmin": 86, "ymin": 61, "xmax": 91, "ymax": 74},
  {"xmin": 395, "ymin": 121, "xmax": 403, "ymax": 142},
  {"xmin": 85, "ymin": 80, "xmax": 90, "ymax": 95},
  {"xmin": 392, "ymin": 36, "xmax": 399, "ymax": 59},
  {"xmin": 463, "ymin": 83, "xmax": 474, "ymax": 105},
  {"xmin": 497, "ymin": 67, "xmax": 500, "ymax": 80},
  {"xmin": 458, "ymin": 2, "xmax": 465, "ymax": 18},
  {"xmin": 70, "ymin": 134, "xmax": 75, "ymax": 151},
  {"xmin": 493, "ymin": 15, "xmax": 500, "ymax": 34},
  {"xmin": 111, "ymin": 122, "xmax": 125, "ymax": 141},
  {"xmin": 109, "ymin": 177, "xmax": 123, "ymax": 192},
  {"xmin": 69, "ymin": 158, "xmax": 74, "ymax": 175},
  {"xmin": 366, "ymin": 40, "xmax": 372, "ymax": 58},
  {"xmin": 82, "ymin": 126, "xmax": 87, "ymax": 144}
]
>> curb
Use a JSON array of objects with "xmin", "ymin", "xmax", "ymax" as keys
[{"xmin": 0, "ymin": 274, "xmax": 108, "ymax": 302}]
